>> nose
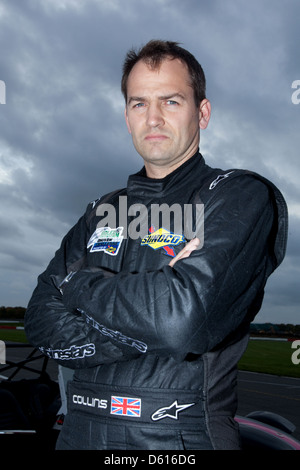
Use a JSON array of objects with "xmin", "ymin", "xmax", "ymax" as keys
[{"xmin": 146, "ymin": 102, "xmax": 164, "ymax": 128}]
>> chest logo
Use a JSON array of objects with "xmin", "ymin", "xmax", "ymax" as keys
[
  {"xmin": 87, "ymin": 227, "xmax": 123, "ymax": 256},
  {"xmin": 141, "ymin": 226, "xmax": 185, "ymax": 258}
]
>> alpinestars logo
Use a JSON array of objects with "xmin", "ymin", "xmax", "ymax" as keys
[
  {"xmin": 151, "ymin": 400, "xmax": 195, "ymax": 421},
  {"xmin": 39, "ymin": 343, "xmax": 95, "ymax": 360},
  {"xmin": 209, "ymin": 171, "xmax": 235, "ymax": 190}
]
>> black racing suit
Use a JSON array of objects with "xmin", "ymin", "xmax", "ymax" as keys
[{"xmin": 25, "ymin": 152, "xmax": 288, "ymax": 450}]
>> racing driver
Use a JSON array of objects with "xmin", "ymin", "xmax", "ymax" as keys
[{"xmin": 25, "ymin": 40, "xmax": 288, "ymax": 450}]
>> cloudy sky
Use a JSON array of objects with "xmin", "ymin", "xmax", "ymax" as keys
[{"xmin": 0, "ymin": 0, "xmax": 299, "ymax": 324}]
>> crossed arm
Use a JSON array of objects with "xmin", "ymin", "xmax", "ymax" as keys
[
  {"xmin": 25, "ymin": 175, "xmax": 275, "ymax": 368},
  {"xmin": 168, "ymin": 237, "xmax": 200, "ymax": 267}
]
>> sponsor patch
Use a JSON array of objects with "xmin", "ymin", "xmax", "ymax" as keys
[
  {"xmin": 141, "ymin": 226, "xmax": 185, "ymax": 258},
  {"xmin": 111, "ymin": 396, "xmax": 141, "ymax": 418},
  {"xmin": 87, "ymin": 227, "xmax": 123, "ymax": 256}
]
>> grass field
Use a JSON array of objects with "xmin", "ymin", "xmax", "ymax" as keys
[
  {"xmin": 0, "ymin": 323, "xmax": 27, "ymax": 343},
  {"xmin": 238, "ymin": 338, "xmax": 300, "ymax": 378},
  {"xmin": 1, "ymin": 325, "xmax": 300, "ymax": 378}
]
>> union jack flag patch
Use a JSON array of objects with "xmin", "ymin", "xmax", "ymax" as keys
[{"xmin": 111, "ymin": 396, "xmax": 141, "ymax": 418}]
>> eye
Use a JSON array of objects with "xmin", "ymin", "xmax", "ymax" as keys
[
  {"xmin": 166, "ymin": 100, "xmax": 178, "ymax": 105},
  {"xmin": 133, "ymin": 102, "xmax": 145, "ymax": 108}
]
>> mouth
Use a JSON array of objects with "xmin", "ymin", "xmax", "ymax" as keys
[{"xmin": 144, "ymin": 134, "xmax": 169, "ymax": 141}]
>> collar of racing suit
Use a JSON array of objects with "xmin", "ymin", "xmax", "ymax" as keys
[{"xmin": 126, "ymin": 150, "xmax": 205, "ymax": 198}]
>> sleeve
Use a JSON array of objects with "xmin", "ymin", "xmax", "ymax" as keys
[
  {"xmin": 60, "ymin": 175, "xmax": 278, "ymax": 361},
  {"xmin": 25, "ymin": 209, "xmax": 144, "ymax": 369}
]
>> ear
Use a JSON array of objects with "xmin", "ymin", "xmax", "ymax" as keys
[
  {"xmin": 124, "ymin": 107, "xmax": 132, "ymax": 134},
  {"xmin": 199, "ymin": 99, "xmax": 211, "ymax": 130}
]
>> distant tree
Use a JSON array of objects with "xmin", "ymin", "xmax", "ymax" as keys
[{"xmin": 0, "ymin": 306, "xmax": 26, "ymax": 320}]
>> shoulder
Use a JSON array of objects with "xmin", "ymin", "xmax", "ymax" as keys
[
  {"xmin": 201, "ymin": 166, "xmax": 288, "ymax": 266},
  {"xmin": 89, "ymin": 187, "xmax": 126, "ymax": 209},
  {"xmin": 83, "ymin": 187, "xmax": 126, "ymax": 223},
  {"xmin": 197, "ymin": 166, "xmax": 274, "ymax": 207},
  {"xmin": 209, "ymin": 169, "xmax": 287, "ymax": 217},
  {"xmin": 206, "ymin": 167, "xmax": 271, "ymax": 194}
]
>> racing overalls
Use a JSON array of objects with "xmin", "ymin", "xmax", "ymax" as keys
[{"xmin": 25, "ymin": 151, "xmax": 288, "ymax": 450}]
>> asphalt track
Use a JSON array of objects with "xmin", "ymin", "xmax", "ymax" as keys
[
  {"xmin": 1, "ymin": 344, "xmax": 300, "ymax": 441},
  {"xmin": 237, "ymin": 370, "xmax": 300, "ymax": 440}
]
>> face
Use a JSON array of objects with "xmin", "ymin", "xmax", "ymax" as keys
[{"xmin": 125, "ymin": 58, "xmax": 210, "ymax": 178}]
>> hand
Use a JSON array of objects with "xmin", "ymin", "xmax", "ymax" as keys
[{"xmin": 168, "ymin": 238, "xmax": 200, "ymax": 267}]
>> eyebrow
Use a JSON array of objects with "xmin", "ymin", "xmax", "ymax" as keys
[{"xmin": 127, "ymin": 92, "xmax": 186, "ymax": 105}]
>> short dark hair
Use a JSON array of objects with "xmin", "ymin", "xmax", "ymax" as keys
[{"xmin": 121, "ymin": 40, "xmax": 206, "ymax": 106}]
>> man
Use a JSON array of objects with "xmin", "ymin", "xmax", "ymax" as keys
[{"xmin": 25, "ymin": 40, "xmax": 288, "ymax": 450}]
